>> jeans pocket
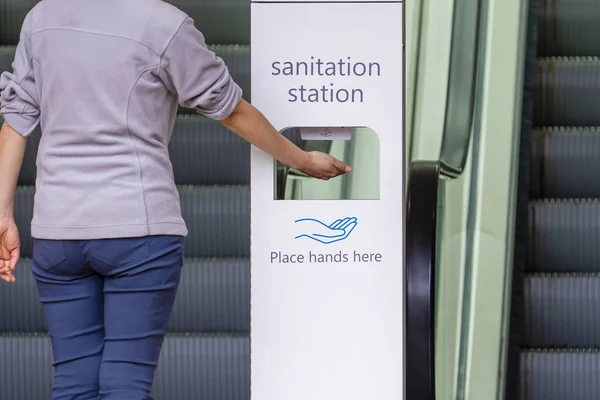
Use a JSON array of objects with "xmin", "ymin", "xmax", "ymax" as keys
[
  {"xmin": 32, "ymin": 239, "xmax": 66, "ymax": 271},
  {"xmin": 91, "ymin": 236, "xmax": 151, "ymax": 268}
]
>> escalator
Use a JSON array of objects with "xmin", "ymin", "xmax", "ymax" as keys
[
  {"xmin": 512, "ymin": 1, "xmax": 600, "ymax": 399},
  {"xmin": 407, "ymin": 0, "xmax": 600, "ymax": 398}
]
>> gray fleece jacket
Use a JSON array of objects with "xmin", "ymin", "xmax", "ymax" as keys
[{"xmin": 0, "ymin": 0, "xmax": 243, "ymax": 239}]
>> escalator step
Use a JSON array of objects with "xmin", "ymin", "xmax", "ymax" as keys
[
  {"xmin": 531, "ymin": 128, "xmax": 600, "ymax": 198},
  {"xmin": 0, "ymin": 258, "xmax": 249, "ymax": 333},
  {"xmin": 7, "ymin": 114, "xmax": 252, "ymax": 186},
  {"xmin": 169, "ymin": 116, "xmax": 250, "ymax": 185},
  {"xmin": 154, "ymin": 334, "xmax": 250, "ymax": 400},
  {"xmin": 0, "ymin": 46, "xmax": 12, "ymax": 75},
  {"xmin": 520, "ymin": 349, "xmax": 600, "ymax": 400},
  {"xmin": 529, "ymin": 199, "xmax": 600, "ymax": 272},
  {"xmin": 171, "ymin": 259, "xmax": 249, "ymax": 333},
  {"xmin": 537, "ymin": 0, "xmax": 600, "ymax": 57},
  {"xmin": 524, "ymin": 273, "xmax": 600, "ymax": 347},
  {"xmin": 0, "ymin": 1, "xmax": 35, "ymax": 45},
  {"xmin": 0, "ymin": 45, "xmax": 250, "ymax": 115},
  {"xmin": 164, "ymin": 0, "xmax": 250, "ymax": 45},
  {"xmin": 0, "ymin": 333, "xmax": 249, "ymax": 400},
  {"xmin": 14, "ymin": 185, "xmax": 250, "ymax": 259},
  {"xmin": 534, "ymin": 57, "xmax": 600, "ymax": 127},
  {"xmin": 0, "ymin": 1, "xmax": 250, "ymax": 46}
]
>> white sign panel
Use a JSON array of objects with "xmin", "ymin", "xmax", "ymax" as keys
[{"xmin": 250, "ymin": 2, "xmax": 404, "ymax": 400}]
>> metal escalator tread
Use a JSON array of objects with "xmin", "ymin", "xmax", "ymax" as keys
[
  {"xmin": 167, "ymin": 115, "xmax": 252, "ymax": 185},
  {"xmin": 0, "ymin": 333, "xmax": 249, "ymax": 400},
  {"xmin": 0, "ymin": 258, "xmax": 249, "ymax": 333},
  {"xmin": 524, "ymin": 2, "xmax": 600, "ymax": 400},
  {"xmin": 0, "ymin": 45, "xmax": 250, "ymax": 108},
  {"xmin": 0, "ymin": 1, "xmax": 249, "ymax": 46},
  {"xmin": 531, "ymin": 128, "xmax": 600, "ymax": 198},
  {"xmin": 14, "ymin": 185, "xmax": 250, "ymax": 259},
  {"xmin": 519, "ymin": 349, "xmax": 600, "ymax": 400},
  {"xmin": 7, "ymin": 115, "xmax": 252, "ymax": 186},
  {"xmin": 538, "ymin": 0, "xmax": 600, "ymax": 57},
  {"xmin": 0, "ymin": 2, "xmax": 34, "ymax": 46},
  {"xmin": 170, "ymin": 259, "xmax": 249, "ymax": 333},
  {"xmin": 534, "ymin": 57, "xmax": 600, "ymax": 127},
  {"xmin": 529, "ymin": 199, "xmax": 600, "ymax": 273},
  {"xmin": 154, "ymin": 334, "xmax": 250, "ymax": 400},
  {"xmin": 524, "ymin": 273, "xmax": 600, "ymax": 347},
  {"xmin": 164, "ymin": 0, "xmax": 250, "ymax": 45},
  {"xmin": 0, "ymin": 46, "xmax": 12, "ymax": 75}
]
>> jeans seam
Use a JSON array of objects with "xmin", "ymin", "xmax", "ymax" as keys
[{"xmin": 90, "ymin": 240, "xmax": 151, "ymax": 268}]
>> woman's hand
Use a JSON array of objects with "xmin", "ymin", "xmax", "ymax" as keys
[
  {"xmin": 0, "ymin": 218, "xmax": 19, "ymax": 283},
  {"xmin": 296, "ymin": 151, "xmax": 351, "ymax": 180}
]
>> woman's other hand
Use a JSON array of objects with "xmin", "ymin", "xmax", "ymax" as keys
[{"xmin": 0, "ymin": 218, "xmax": 19, "ymax": 283}]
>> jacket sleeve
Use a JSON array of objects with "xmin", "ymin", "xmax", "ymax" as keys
[
  {"xmin": 0, "ymin": 13, "xmax": 40, "ymax": 137},
  {"xmin": 159, "ymin": 17, "xmax": 243, "ymax": 120}
]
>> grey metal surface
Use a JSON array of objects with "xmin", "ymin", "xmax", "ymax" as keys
[
  {"xmin": 0, "ymin": 0, "xmax": 250, "ymax": 46},
  {"xmin": 0, "ymin": 46, "xmax": 12, "ymax": 76},
  {"xmin": 520, "ymin": 350, "xmax": 600, "ymax": 400},
  {"xmin": 0, "ymin": 334, "xmax": 54, "ymax": 400},
  {"xmin": 179, "ymin": 185, "xmax": 250, "ymax": 258},
  {"xmin": 170, "ymin": 259, "xmax": 249, "ymax": 333},
  {"xmin": 165, "ymin": 0, "xmax": 250, "ymax": 45},
  {"xmin": 534, "ymin": 57, "xmax": 600, "ymax": 126},
  {"xmin": 524, "ymin": 273, "xmax": 600, "ymax": 347},
  {"xmin": 170, "ymin": 115, "xmax": 250, "ymax": 185},
  {"xmin": 0, "ymin": 334, "xmax": 250, "ymax": 400},
  {"xmin": 154, "ymin": 334, "xmax": 250, "ymax": 400},
  {"xmin": 0, "ymin": 1, "xmax": 36, "ymax": 46},
  {"xmin": 529, "ymin": 199, "xmax": 600, "ymax": 273},
  {"xmin": 0, "ymin": 259, "xmax": 249, "ymax": 333},
  {"xmin": 531, "ymin": 128, "xmax": 600, "ymax": 198},
  {"xmin": 0, "ymin": 264, "xmax": 44, "ymax": 332},
  {"xmin": 14, "ymin": 185, "xmax": 250, "ymax": 259},
  {"xmin": 538, "ymin": 0, "xmax": 600, "ymax": 57}
]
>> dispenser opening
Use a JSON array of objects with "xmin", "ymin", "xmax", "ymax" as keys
[{"xmin": 275, "ymin": 127, "xmax": 380, "ymax": 201}]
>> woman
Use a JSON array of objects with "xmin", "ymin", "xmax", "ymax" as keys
[{"xmin": 0, "ymin": 0, "xmax": 350, "ymax": 398}]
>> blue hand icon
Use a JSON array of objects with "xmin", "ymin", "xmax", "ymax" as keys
[{"xmin": 294, "ymin": 217, "xmax": 358, "ymax": 244}]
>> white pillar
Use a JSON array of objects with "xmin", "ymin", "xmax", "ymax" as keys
[{"xmin": 250, "ymin": 2, "xmax": 405, "ymax": 399}]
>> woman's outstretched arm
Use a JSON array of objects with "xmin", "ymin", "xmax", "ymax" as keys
[{"xmin": 221, "ymin": 99, "xmax": 351, "ymax": 180}]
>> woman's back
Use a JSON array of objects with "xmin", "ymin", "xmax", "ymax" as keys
[{"xmin": 1, "ymin": 0, "xmax": 243, "ymax": 240}]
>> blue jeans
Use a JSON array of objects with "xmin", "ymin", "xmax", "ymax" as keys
[{"xmin": 31, "ymin": 235, "xmax": 184, "ymax": 400}]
